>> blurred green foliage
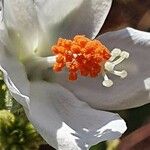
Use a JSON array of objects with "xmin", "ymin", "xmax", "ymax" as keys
[
  {"xmin": 0, "ymin": 110, "xmax": 42, "ymax": 150},
  {"xmin": 0, "ymin": 73, "xmax": 7, "ymax": 110},
  {"xmin": 90, "ymin": 139, "xmax": 120, "ymax": 150},
  {"xmin": 0, "ymin": 72, "xmax": 43, "ymax": 150},
  {"xmin": 90, "ymin": 142, "xmax": 106, "ymax": 150}
]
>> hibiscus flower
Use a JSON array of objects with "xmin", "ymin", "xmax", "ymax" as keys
[{"xmin": 0, "ymin": 0, "xmax": 150, "ymax": 150}]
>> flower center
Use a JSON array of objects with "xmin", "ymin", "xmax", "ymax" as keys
[
  {"xmin": 51, "ymin": 35, "xmax": 129, "ymax": 87},
  {"xmin": 52, "ymin": 35, "xmax": 111, "ymax": 80}
]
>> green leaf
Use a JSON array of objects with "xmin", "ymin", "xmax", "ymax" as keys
[{"xmin": 90, "ymin": 142, "xmax": 106, "ymax": 150}]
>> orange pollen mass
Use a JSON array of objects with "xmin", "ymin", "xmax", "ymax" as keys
[{"xmin": 51, "ymin": 35, "xmax": 111, "ymax": 80}]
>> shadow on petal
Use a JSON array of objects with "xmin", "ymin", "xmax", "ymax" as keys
[{"xmin": 25, "ymin": 81, "xmax": 126, "ymax": 150}]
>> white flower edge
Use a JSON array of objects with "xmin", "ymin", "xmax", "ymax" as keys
[
  {"xmin": 34, "ymin": 0, "xmax": 112, "ymax": 39},
  {"xmin": 0, "ymin": 41, "xmax": 30, "ymax": 109}
]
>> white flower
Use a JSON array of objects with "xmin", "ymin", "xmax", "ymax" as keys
[{"xmin": 0, "ymin": 0, "xmax": 149, "ymax": 150}]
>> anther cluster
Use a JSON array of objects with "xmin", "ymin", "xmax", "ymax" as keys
[{"xmin": 52, "ymin": 35, "xmax": 111, "ymax": 80}]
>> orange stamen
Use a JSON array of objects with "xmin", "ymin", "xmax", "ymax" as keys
[{"xmin": 51, "ymin": 35, "xmax": 111, "ymax": 80}]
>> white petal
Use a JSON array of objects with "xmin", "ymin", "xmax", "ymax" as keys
[
  {"xmin": 34, "ymin": 0, "xmax": 112, "ymax": 56},
  {"xmin": 54, "ymin": 28, "xmax": 150, "ymax": 110},
  {"xmin": 4, "ymin": 0, "xmax": 39, "ymax": 56},
  {"xmin": 0, "ymin": 0, "xmax": 3, "ymax": 23},
  {"xmin": 25, "ymin": 81, "xmax": 126, "ymax": 150},
  {"xmin": 0, "ymin": 41, "xmax": 30, "ymax": 109}
]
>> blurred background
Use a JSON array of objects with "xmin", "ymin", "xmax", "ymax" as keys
[{"xmin": 0, "ymin": 0, "xmax": 150, "ymax": 150}]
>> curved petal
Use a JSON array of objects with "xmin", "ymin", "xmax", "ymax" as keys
[
  {"xmin": 54, "ymin": 28, "xmax": 150, "ymax": 110},
  {"xmin": 0, "ymin": 40, "xmax": 30, "ymax": 109},
  {"xmin": 34, "ymin": 0, "xmax": 112, "ymax": 56},
  {"xmin": 3, "ymin": 0, "xmax": 39, "ymax": 57},
  {"xmin": 25, "ymin": 81, "xmax": 126, "ymax": 150}
]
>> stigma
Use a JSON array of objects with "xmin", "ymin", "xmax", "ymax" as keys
[{"xmin": 51, "ymin": 35, "xmax": 129, "ymax": 87}]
